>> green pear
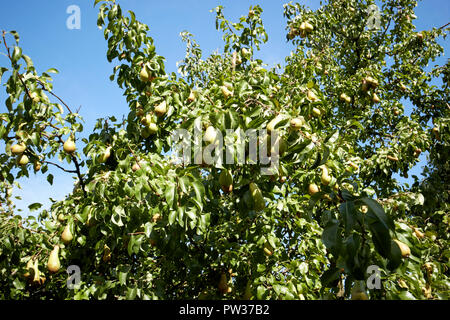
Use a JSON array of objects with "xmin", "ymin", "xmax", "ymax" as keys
[
  {"xmin": 394, "ymin": 240, "xmax": 411, "ymax": 258},
  {"xmin": 47, "ymin": 245, "xmax": 60, "ymax": 273},
  {"xmin": 320, "ymin": 166, "xmax": 332, "ymax": 186},
  {"xmin": 16, "ymin": 154, "xmax": 29, "ymax": 166},
  {"xmin": 139, "ymin": 64, "xmax": 152, "ymax": 82},
  {"xmin": 249, "ymin": 182, "xmax": 265, "ymax": 211},
  {"xmin": 267, "ymin": 115, "xmax": 284, "ymax": 133},
  {"xmin": 307, "ymin": 90, "xmax": 319, "ymax": 102},
  {"xmin": 11, "ymin": 143, "xmax": 26, "ymax": 155},
  {"xmin": 219, "ymin": 169, "xmax": 233, "ymax": 193},
  {"xmin": 290, "ymin": 117, "xmax": 304, "ymax": 130},
  {"xmin": 204, "ymin": 126, "xmax": 217, "ymax": 144},
  {"xmin": 98, "ymin": 146, "xmax": 112, "ymax": 163},
  {"xmin": 308, "ymin": 183, "xmax": 320, "ymax": 196},
  {"xmin": 154, "ymin": 101, "xmax": 167, "ymax": 117},
  {"xmin": 63, "ymin": 139, "xmax": 76, "ymax": 154},
  {"xmin": 61, "ymin": 224, "xmax": 73, "ymax": 244}
]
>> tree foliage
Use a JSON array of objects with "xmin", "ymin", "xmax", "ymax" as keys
[{"xmin": 0, "ymin": 0, "xmax": 448, "ymax": 300}]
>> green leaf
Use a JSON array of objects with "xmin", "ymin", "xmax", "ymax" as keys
[
  {"xmin": 47, "ymin": 174, "xmax": 54, "ymax": 185},
  {"xmin": 191, "ymin": 180, "xmax": 205, "ymax": 205},
  {"xmin": 28, "ymin": 203, "xmax": 42, "ymax": 212},
  {"xmin": 165, "ymin": 183, "xmax": 176, "ymax": 208},
  {"xmin": 12, "ymin": 46, "xmax": 22, "ymax": 63},
  {"xmin": 361, "ymin": 197, "xmax": 394, "ymax": 230},
  {"xmin": 339, "ymin": 201, "xmax": 356, "ymax": 235},
  {"xmin": 321, "ymin": 218, "xmax": 341, "ymax": 256}
]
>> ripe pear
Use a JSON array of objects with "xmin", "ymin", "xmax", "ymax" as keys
[
  {"xmin": 24, "ymin": 258, "xmax": 35, "ymax": 278},
  {"xmin": 155, "ymin": 101, "xmax": 167, "ymax": 117},
  {"xmin": 33, "ymin": 161, "xmax": 42, "ymax": 172},
  {"xmin": 57, "ymin": 213, "xmax": 65, "ymax": 222},
  {"xmin": 249, "ymin": 182, "xmax": 265, "ymax": 211},
  {"xmin": 394, "ymin": 240, "xmax": 411, "ymax": 258},
  {"xmin": 241, "ymin": 47, "xmax": 251, "ymax": 58},
  {"xmin": 31, "ymin": 259, "xmax": 41, "ymax": 285},
  {"xmin": 340, "ymin": 93, "xmax": 351, "ymax": 103},
  {"xmin": 11, "ymin": 143, "xmax": 26, "ymax": 155},
  {"xmin": 312, "ymin": 107, "xmax": 321, "ymax": 118},
  {"xmin": 16, "ymin": 154, "xmax": 29, "ymax": 166},
  {"xmin": 63, "ymin": 138, "xmax": 76, "ymax": 154},
  {"xmin": 30, "ymin": 91, "xmax": 40, "ymax": 103},
  {"xmin": 99, "ymin": 146, "xmax": 112, "ymax": 163},
  {"xmin": 61, "ymin": 224, "xmax": 73, "ymax": 244},
  {"xmin": 187, "ymin": 91, "xmax": 196, "ymax": 103},
  {"xmin": 414, "ymin": 228, "xmax": 425, "ymax": 239},
  {"xmin": 47, "ymin": 245, "xmax": 61, "ymax": 273},
  {"xmin": 152, "ymin": 213, "xmax": 162, "ymax": 223},
  {"xmin": 221, "ymin": 86, "xmax": 233, "ymax": 98},
  {"xmin": 263, "ymin": 242, "xmax": 273, "ymax": 256},
  {"xmin": 103, "ymin": 244, "xmax": 111, "ymax": 263},
  {"xmin": 307, "ymin": 90, "xmax": 319, "ymax": 102},
  {"xmin": 320, "ymin": 166, "xmax": 332, "ymax": 186},
  {"xmin": 290, "ymin": 117, "xmax": 304, "ymax": 130},
  {"xmin": 414, "ymin": 148, "xmax": 422, "ymax": 158},
  {"xmin": 416, "ymin": 32, "xmax": 423, "ymax": 41},
  {"xmin": 218, "ymin": 273, "xmax": 228, "ymax": 294},
  {"xmin": 424, "ymin": 262, "xmax": 433, "ymax": 274},
  {"xmin": 304, "ymin": 21, "xmax": 314, "ymax": 33},
  {"xmin": 308, "ymin": 183, "xmax": 320, "ymax": 196},
  {"xmin": 365, "ymin": 76, "xmax": 379, "ymax": 88},
  {"xmin": 147, "ymin": 122, "xmax": 158, "ymax": 135},
  {"xmin": 132, "ymin": 162, "xmax": 141, "ymax": 172},
  {"xmin": 204, "ymin": 126, "xmax": 217, "ymax": 144},
  {"xmin": 139, "ymin": 64, "xmax": 152, "ymax": 82},
  {"xmin": 219, "ymin": 169, "xmax": 233, "ymax": 193},
  {"xmin": 432, "ymin": 127, "xmax": 439, "ymax": 140},
  {"xmin": 372, "ymin": 93, "xmax": 381, "ymax": 103},
  {"xmin": 387, "ymin": 155, "xmax": 399, "ymax": 162}
]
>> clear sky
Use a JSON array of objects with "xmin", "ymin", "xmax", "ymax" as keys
[{"xmin": 0, "ymin": 0, "xmax": 448, "ymax": 214}]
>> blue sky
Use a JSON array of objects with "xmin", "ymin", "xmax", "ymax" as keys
[{"xmin": 0, "ymin": 0, "xmax": 448, "ymax": 214}]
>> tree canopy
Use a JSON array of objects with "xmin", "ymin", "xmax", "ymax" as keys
[{"xmin": 0, "ymin": 0, "xmax": 448, "ymax": 300}]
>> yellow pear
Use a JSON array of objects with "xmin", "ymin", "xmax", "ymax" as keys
[
  {"xmin": 139, "ymin": 64, "xmax": 152, "ymax": 82},
  {"xmin": 290, "ymin": 117, "xmax": 304, "ymax": 130},
  {"xmin": 387, "ymin": 155, "xmax": 399, "ymax": 162},
  {"xmin": 307, "ymin": 90, "xmax": 319, "ymax": 102},
  {"xmin": 31, "ymin": 259, "xmax": 41, "ymax": 285},
  {"xmin": 308, "ymin": 183, "xmax": 320, "ymax": 196},
  {"xmin": 103, "ymin": 244, "xmax": 111, "ymax": 262},
  {"xmin": 249, "ymin": 182, "xmax": 265, "ymax": 211},
  {"xmin": 63, "ymin": 139, "xmax": 76, "ymax": 154},
  {"xmin": 312, "ymin": 107, "xmax": 321, "ymax": 117},
  {"xmin": 11, "ymin": 143, "xmax": 26, "ymax": 155},
  {"xmin": 98, "ymin": 146, "xmax": 112, "ymax": 163},
  {"xmin": 413, "ymin": 228, "xmax": 425, "ymax": 239},
  {"xmin": 61, "ymin": 224, "xmax": 73, "ymax": 244},
  {"xmin": 394, "ymin": 240, "xmax": 411, "ymax": 258},
  {"xmin": 24, "ymin": 258, "xmax": 35, "ymax": 278},
  {"xmin": 187, "ymin": 91, "xmax": 196, "ymax": 103},
  {"xmin": 47, "ymin": 245, "xmax": 60, "ymax": 273},
  {"xmin": 263, "ymin": 242, "xmax": 273, "ymax": 256},
  {"xmin": 221, "ymin": 86, "xmax": 233, "ymax": 98},
  {"xmin": 321, "ymin": 166, "xmax": 332, "ymax": 186},
  {"xmin": 30, "ymin": 91, "xmax": 40, "ymax": 103},
  {"xmin": 33, "ymin": 161, "xmax": 42, "ymax": 172},
  {"xmin": 340, "ymin": 93, "xmax": 351, "ymax": 103},
  {"xmin": 372, "ymin": 93, "xmax": 381, "ymax": 103},
  {"xmin": 16, "ymin": 154, "xmax": 29, "ymax": 166},
  {"xmin": 204, "ymin": 126, "xmax": 217, "ymax": 144},
  {"xmin": 304, "ymin": 21, "xmax": 314, "ymax": 33},
  {"xmin": 155, "ymin": 101, "xmax": 167, "ymax": 117}
]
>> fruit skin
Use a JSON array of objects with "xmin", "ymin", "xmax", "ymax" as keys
[
  {"xmin": 61, "ymin": 224, "xmax": 73, "ymax": 244},
  {"xmin": 187, "ymin": 91, "xmax": 196, "ymax": 103},
  {"xmin": 340, "ymin": 93, "xmax": 351, "ymax": 103},
  {"xmin": 290, "ymin": 117, "xmax": 304, "ymax": 130},
  {"xmin": 320, "ymin": 166, "xmax": 332, "ymax": 186},
  {"xmin": 11, "ymin": 143, "xmax": 26, "ymax": 155},
  {"xmin": 263, "ymin": 242, "xmax": 273, "ymax": 256},
  {"xmin": 249, "ymin": 182, "xmax": 265, "ymax": 211},
  {"xmin": 372, "ymin": 93, "xmax": 381, "ymax": 103},
  {"xmin": 139, "ymin": 64, "xmax": 153, "ymax": 82},
  {"xmin": 154, "ymin": 101, "xmax": 167, "ymax": 117},
  {"xmin": 308, "ymin": 183, "xmax": 320, "ymax": 196},
  {"xmin": 312, "ymin": 107, "xmax": 321, "ymax": 117},
  {"xmin": 98, "ymin": 147, "xmax": 112, "ymax": 163},
  {"xmin": 219, "ymin": 169, "xmax": 233, "ymax": 193},
  {"xmin": 221, "ymin": 86, "xmax": 233, "ymax": 98},
  {"xmin": 16, "ymin": 154, "xmax": 29, "ymax": 166},
  {"xmin": 414, "ymin": 228, "xmax": 425, "ymax": 239},
  {"xmin": 47, "ymin": 245, "xmax": 61, "ymax": 273},
  {"xmin": 218, "ymin": 273, "xmax": 228, "ymax": 294},
  {"xmin": 394, "ymin": 239, "xmax": 411, "ymax": 258},
  {"xmin": 103, "ymin": 244, "xmax": 111, "ymax": 263},
  {"xmin": 63, "ymin": 139, "xmax": 76, "ymax": 154},
  {"xmin": 387, "ymin": 155, "xmax": 399, "ymax": 162},
  {"xmin": 33, "ymin": 161, "xmax": 42, "ymax": 172},
  {"xmin": 204, "ymin": 126, "xmax": 217, "ymax": 144},
  {"xmin": 307, "ymin": 90, "xmax": 319, "ymax": 102}
]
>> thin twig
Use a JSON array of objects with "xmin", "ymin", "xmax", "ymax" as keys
[{"xmin": 44, "ymin": 161, "xmax": 77, "ymax": 173}]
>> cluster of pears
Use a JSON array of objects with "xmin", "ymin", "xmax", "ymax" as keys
[
  {"xmin": 289, "ymin": 21, "xmax": 314, "ymax": 39},
  {"xmin": 24, "ymin": 258, "xmax": 46, "ymax": 285},
  {"xmin": 308, "ymin": 165, "xmax": 336, "ymax": 197},
  {"xmin": 361, "ymin": 76, "xmax": 381, "ymax": 103},
  {"xmin": 221, "ymin": 82, "xmax": 234, "ymax": 98},
  {"xmin": 11, "ymin": 142, "xmax": 29, "ymax": 166}
]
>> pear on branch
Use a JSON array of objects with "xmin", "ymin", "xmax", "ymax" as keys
[
  {"xmin": 47, "ymin": 245, "xmax": 61, "ymax": 273},
  {"xmin": 63, "ymin": 138, "xmax": 76, "ymax": 154}
]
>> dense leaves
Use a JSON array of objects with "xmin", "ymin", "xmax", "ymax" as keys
[{"xmin": 0, "ymin": 0, "xmax": 448, "ymax": 300}]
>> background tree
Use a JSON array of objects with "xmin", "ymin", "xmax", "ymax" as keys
[{"xmin": 0, "ymin": 0, "xmax": 448, "ymax": 300}]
